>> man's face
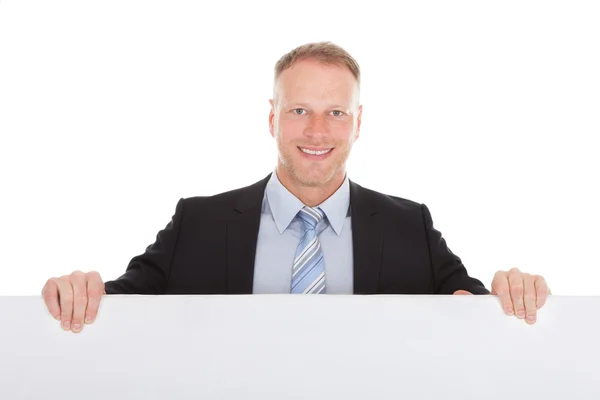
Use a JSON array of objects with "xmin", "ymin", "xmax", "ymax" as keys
[{"xmin": 269, "ymin": 58, "xmax": 362, "ymax": 188}]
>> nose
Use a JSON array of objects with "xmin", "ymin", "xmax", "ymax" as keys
[{"xmin": 304, "ymin": 114, "xmax": 329, "ymax": 138}]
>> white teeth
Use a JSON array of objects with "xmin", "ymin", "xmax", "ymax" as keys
[{"xmin": 300, "ymin": 148, "xmax": 332, "ymax": 155}]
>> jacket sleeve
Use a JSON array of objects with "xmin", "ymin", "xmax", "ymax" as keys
[
  {"xmin": 421, "ymin": 203, "xmax": 490, "ymax": 295},
  {"xmin": 104, "ymin": 198, "xmax": 185, "ymax": 294}
]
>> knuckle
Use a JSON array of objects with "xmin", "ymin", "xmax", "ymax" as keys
[
  {"xmin": 45, "ymin": 277, "xmax": 57, "ymax": 287},
  {"xmin": 44, "ymin": 292, "xmax": 59, "ymax": 302},
  {"xmin": 524, "ymin": 294, "xmax": 536, "ymax": 303},
  {"xmin": 74, "ymin": 294, "xmax": 89, "ymax": 304},
  {"xmin": 536, "ymin": 276, "xmax": 547, "ymax": 286},
  {"xmin": 87, "ymin": 288, "xmax": 103, "ymax": 298},
  {"xmin": 87, "ymin": 270, "xmax": 101, "ymax": 279},
  {"xmin": 509, "ymin": 273, "xmax": 522, "ymax": 283},
  {"xmin": 61, "ymin": 293, "xmax": 74, "ymax": 303},
  {"xmin": 71, "ymin": 270, "xmax": 85, "ymax": 279},
  {"xmin": 41, "ymin": 284, "xmax": 51, "ymax": 296},
  {"xmin": 510, "ymin": 275, "xmax": 522, "ymax": 282}
]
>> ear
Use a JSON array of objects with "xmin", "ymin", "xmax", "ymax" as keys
[
  {"xmin": 269, "ymin": 99, "xmax": 275, "ymax": 138},
  {"xmin": 354, "ymin": 105, "xmax": 363, "ymax": 142}
]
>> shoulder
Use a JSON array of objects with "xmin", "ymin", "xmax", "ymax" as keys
[
  {"xmin": 349, "ymin": 180, "xmax": 434, "ymax": 232},
  {"xmin": 350, "ymin": 181, "xmax": 436, "ymax": 235},
  {"xmin": 349, "ymin": 180, "xmax": 424, "ymax": 214},
  {"xmin": 177, "ymin": 175, "xmax": 270, "ymax": 219}
]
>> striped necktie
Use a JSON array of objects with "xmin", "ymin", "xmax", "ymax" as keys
[{"xmin": 291, "ymin": 206, "xmax": 326, "ymax": 294}]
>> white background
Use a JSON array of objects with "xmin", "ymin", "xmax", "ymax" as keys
[{"xmin": 0, "ymin": 1, "xmax": 598, "ymax": 295}]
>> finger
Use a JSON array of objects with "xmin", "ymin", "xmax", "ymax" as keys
[
  {"xmin": 55, "ymin": 277, "xmax": 74, "ymax": 331},
  {"xmin": 41, "ymin": 279, "xmax": 61, "ymax": 320},
  {"xmin": 509, "ymin": 270, "xmax": 525, "ymax": 319},
  {"xmin": 453, "ymin": 290, "xmax": 473, "ymax": 295},
  {"xmin": 70, "ymin": 271, "xmax": 89, "ymax": 333},
  {"xmin": 85, "ymin": 271, "xmax": 104, "ymax": 324},
  {"xmin": 522, "ymin": 274, "xmax": 537, "ymax": 324},
  {"xmin": 535, "ymin": 275, "xmax": 550, "ymax": 309},
  {"xmin": 492, "ymin": 271, "xmax": 514, "ymax": 315}
]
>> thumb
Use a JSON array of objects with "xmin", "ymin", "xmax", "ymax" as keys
[{"xmin": 453, "ymin": 290, "xmax": 473, "ymax": 295}]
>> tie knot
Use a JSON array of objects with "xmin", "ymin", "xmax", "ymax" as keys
[{"xmin": 297, "ymin": 206, "xmax": 324, "ymax": 230}]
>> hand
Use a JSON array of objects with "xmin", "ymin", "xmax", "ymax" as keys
[
  {"xmin": 41, "ymin": 271, "xmax": 106, "ymax": 333},
  {"xmin": 453, "ymin": 268, "xmax": 551, "ymax": 324},
  {"xmin": 453, "ymin": 290, "xmax": 473, "ymax": 295},
  {"xmin": 490, "ymin": 268, "xmax": 550, "ymax": 324}
]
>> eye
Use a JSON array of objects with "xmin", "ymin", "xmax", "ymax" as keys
[
  {"xmin": 331, "ymin": 110, "xmax": 345, "ymax": 117},
  {"xmin": 293, "ymin": 109, "xmax": 306, "ymax": 115}
]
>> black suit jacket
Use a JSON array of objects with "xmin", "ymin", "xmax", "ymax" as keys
[{"xmin": 104, "ymin": 174, "xmax": 490, "ymax": 295}]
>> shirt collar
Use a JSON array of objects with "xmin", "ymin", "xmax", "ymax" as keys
[{"xmin": 265, "ymin": 169, "xmax": 350, "ymax": 236}]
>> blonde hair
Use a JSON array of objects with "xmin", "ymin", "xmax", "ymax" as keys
[{"xmin": 273, "ymin": 41, "xmax": 361, "ymax": 100}]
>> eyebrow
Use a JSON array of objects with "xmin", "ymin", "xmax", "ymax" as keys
[{"xmin": 288, "ymin": 103, "xmax": 349, "ymax": 110}]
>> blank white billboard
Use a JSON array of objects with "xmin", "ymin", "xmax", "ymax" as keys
[{"xmin": 0, "ymin": 295, "xmax": 598, "ymax": 399}]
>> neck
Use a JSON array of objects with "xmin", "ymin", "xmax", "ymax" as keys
[{"xmin": 276, "ymin": 165, "xmax": 345, "ymax": 207}]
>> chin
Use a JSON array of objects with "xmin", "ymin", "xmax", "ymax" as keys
[
  {"xmin": 279, "ymin": 154, "xmax": 340, "ymax": 187},
  {"xmin": 294, "ymin": 169, "xmax": 334, "ymax": 187}
]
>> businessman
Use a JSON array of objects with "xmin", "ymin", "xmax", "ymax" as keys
[{"xmin": 42, "ymin": 41, "xmax": 550, "ymax": 333}]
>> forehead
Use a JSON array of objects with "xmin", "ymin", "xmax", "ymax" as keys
[{"xmin": 276, "ymin": 59, "xmax": 358, "ymax": 105}]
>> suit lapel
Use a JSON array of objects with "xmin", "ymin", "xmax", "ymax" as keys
[
  {"xmin": 225, "ymin": 174, "xmax": 383, "ymax": 295},
  {"xmin": 226, "ymin": 174, "xmax": 271, "ymax": 294},
  {"xmin": 350, "ymin": 181, "xmax": 383, "ymax": 294}
]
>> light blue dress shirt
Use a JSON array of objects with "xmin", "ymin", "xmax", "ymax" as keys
[{"xmin": 252, "ymin": 171, "xmax": 354, "ymax": 294}]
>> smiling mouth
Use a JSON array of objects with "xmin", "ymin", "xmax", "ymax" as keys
[{"xmin": 298, "ymin": 147, "xmax": 333, "ymax": 155}]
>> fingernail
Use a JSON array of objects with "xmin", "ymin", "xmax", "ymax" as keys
[
  {"xmin": 516, "ymin": 310, "xmax": 525, "ymax": 318},
  {"xmin": 527, "ymin": 315, "xmax": 536, "ymax": 323},
  {"xmin": 505, "ymin": 307, "xmax": 514, "ymax": 315},
  {"xmin": 72, "ymin": 324, "xmax": 81, "ymax": 331},
  {"xmin": 85, "ymin": 316, "xmax": 93, "ymax": 324},
  {"xmin": 54, "ymin": 315, "xmax": 60, "ymax": 321},
  {"xmin": 62, "ymin": 321, "xmax": 70, "ymax": 329}
]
